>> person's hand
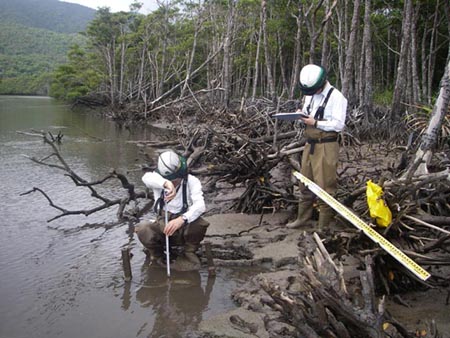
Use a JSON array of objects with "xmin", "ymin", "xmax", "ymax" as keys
[
  {"xmin": 163, "ymin": 180, "xmax": 176, "ymax": 201},
  {"xmin": 300, "ymin": 114, "xmax": 316, "ymax": 126},
  {"xmin": 164, "ymin": 216, "xmax": 184, "ymax": 236}
]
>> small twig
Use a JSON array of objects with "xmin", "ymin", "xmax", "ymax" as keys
[{"xmin": 404, "ymin": 215, "xmax": 450, "ymax": 235}]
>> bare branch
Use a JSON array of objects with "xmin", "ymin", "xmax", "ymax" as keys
[{"xmin": 18, "ymin": 130, "xmax": 150, "ymax": 222}]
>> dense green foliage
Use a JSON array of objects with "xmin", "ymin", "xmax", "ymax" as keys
[
  {"xmin": 0, "ymin": 22, "xmax": 86, "ymax": 95},
  {"xmin": 50, "ymin": 45, "xmax": 103, "ymax": 100},
  {"xmin": 0, "ymin": 0, "xmax": 94, "ymax": 95},
  {"xmin": 0, "ymin": 0, "xmax": 95, "ymax": 34}
]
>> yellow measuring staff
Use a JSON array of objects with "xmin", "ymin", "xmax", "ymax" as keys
[{"xmin": 293, "ymin": 171, "xmax": 431, "ymax": 281}]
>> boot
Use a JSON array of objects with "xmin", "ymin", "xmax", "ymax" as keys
[
  {"xmin": 171, "ymin": 244, "xmax": 201, "ymax": 271},
  {"xmin": 143, "ymin": 247, "xmax": 166, "ymax": 267},
  {"xmin": 287, "ymin": 195, "xmax": 314, "ymax": 229},
  {"xmin": 317, "ymin": 206, "xmax": 335, "ymax": 231}
]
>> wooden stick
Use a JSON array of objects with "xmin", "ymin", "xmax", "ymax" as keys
[
  {"xmin": 404, "ymin": 215, "xmax": 450, "ymax": 235},
  {"xmin": 204, "ymin": 241, "xmax": 216, "ymax": 276},
  {"xmin": 121, "ymin": 247, "xmax": 132, "ymax": 281}
]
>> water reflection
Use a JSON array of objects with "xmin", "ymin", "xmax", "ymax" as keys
[{"xmin": 131, "ymin": 267, "xmax": 215, "ymax": 338}]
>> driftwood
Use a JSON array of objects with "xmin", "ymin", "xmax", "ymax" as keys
[
  {"xmin": 18, "ymin": 130, "xmax": 151, "ymax": 222},
  {"xmin": 260, "ymin": 232, "xmax": 441, "ymax": 338}
]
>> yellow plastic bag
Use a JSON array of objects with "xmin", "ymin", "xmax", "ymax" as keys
[{"xmin": 366, "ymin": 180, "xmax": 392, "ymax": 227}]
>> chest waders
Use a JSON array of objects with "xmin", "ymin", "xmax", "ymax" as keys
[{"xmin": 287, "ymin": 87, "xmax": 339, "ymax": 230}]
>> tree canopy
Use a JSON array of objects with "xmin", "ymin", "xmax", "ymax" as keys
[{"xmin": 50, "ymin": 0, "xmax": 449, "ymax": 116}]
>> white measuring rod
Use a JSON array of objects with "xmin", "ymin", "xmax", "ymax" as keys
[{"xmin": 293, "ymin": 171, "xmax": 430, "ymax": 281}]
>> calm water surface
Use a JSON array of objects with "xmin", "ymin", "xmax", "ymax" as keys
[{"xmin": 0, "ymin": 96, "xmax": 240, "ymax": 338}]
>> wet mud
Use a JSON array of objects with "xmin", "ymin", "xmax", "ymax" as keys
[{"xmin": 193, "ymin": 212, "xmax": 450, "ymax": 338}]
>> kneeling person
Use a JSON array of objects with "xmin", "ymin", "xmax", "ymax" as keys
[{"xmin": 135, "ymin": 150, "xmax": 209, "ymax": 271}]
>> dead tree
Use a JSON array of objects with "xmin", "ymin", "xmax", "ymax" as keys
[
  {"xmin": 18, "ymin": 130, "xmax": 151, "ymax": 222},
  {"xmin": 404, "ymin": 49, "xmax": 450, "ymax": 178}
]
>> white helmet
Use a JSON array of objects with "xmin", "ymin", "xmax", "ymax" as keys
[
  {"xmin": 156, "ymin": 150, "xmax": 187, "ymax": 180},
  {"xmin": 299, "ymin": 64, "xmax": 327, "ymax": 95}
]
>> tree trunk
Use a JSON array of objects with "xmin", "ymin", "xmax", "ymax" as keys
[
  {"xmin": 387, "ymin": 27, "xmax": 392, "ymax": 87},
  {"xmin": 335, "ymin": 0, "xmax": 346, "ymax": 87},
  {"xmin": 137, "ymin": 39, "xmax": 147, "ymax": 101},
  {"xmin": 252, "ymin": 12, "xmax": 263, "ymax": 101},
  {"xmin": 222, "ymin": 0, "xmax": 235, "ymax": 108},
  {"xmin": 104, "ymin": 43, "xmax": 116, "ymax": 107},
  {"xmin": 321, "ymin": 0, "xmax": 331, "ymax": 70},
  {"xmin": 181, "ymin": 19, "xmax": 201, "ymax": 98},
  {"xmin": 261, "ymin": 0, "xmax": 276, "ymax": 100},
  {"xmin": 205, "ymin": 2, "xmax": 222, "ymax": 103},
  {"xmin": 392, "ymin": 0, "xmax": 413, "ymax": 118},
  {"xmin": 289, "ymin": 3, "xmax": 303, "ymax": 99},
  {"xmin": 243, "ymin": 33, "xmax": 255, "ymax": 100},
  {"xmin": 342, "ymin": 0, "xmax": 360, "ymax": 103},
  {"xmin": 305, "ymin": 4, "xmax": 318, "ymax": 65},
  {"xmin": 119, "ymin": 27, "xmax": 126, "ymax": 105},
  {"xmin": 277, "ymin": 31, "xmax": 289, "ymax": 95},
  {"xmin": 361, "ymin": 0, "xmax": 373, "ymax": 114},
  {"xmin": 158, "ymin": 5, "xmax": 169, "ymax": 99},
  {"xmin": 427, "ymin": 0, "xmax": 440, "ymax": 105},
  {"xmin": 405, "ymin": 47, "xmax": 450, "ymax": 178},
  {"xmin": 410, "ymin": 3, "xmax": 421, "ymax": 104}
]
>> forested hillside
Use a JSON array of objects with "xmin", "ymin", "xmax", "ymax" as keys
[
  {"xmin": 51, "ymin": 0, "xmax": 449, "ymax": 119},
  {"xmin": 0, "ymin": 0, "xmax": 94, "ymax": 95},
  {"xmin": 0, "ymin": 0, "xmax": 95, "ymax": 33}
]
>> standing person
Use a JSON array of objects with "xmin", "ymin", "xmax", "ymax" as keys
[
  {"xmin": 135, "ymin": 150, "xmax": 209, "ymax": 271},
  {"xmin": 287, "ymin": 64, "xmax": 347, "ymax": 230}
]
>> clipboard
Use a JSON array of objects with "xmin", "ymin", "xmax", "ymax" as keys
[{"xmin": 272, "ymin": 112, "xmax": 309, "ymax": 121}]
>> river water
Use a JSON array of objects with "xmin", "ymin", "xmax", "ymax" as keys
[{"xmin": 0, "ymin": 96, "xmax": 240, "ymax": 338}]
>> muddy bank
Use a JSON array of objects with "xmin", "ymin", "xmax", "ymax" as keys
[
  {"xmin": 123, "ymin": 106, "xmax": 449, "ymax": 336},
  {"xmin": 193, "ymin": 212, "xmax": 450, "ymax": 338}
]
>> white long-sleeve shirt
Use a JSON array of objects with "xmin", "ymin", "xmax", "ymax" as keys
[
  {"xmin": 142, "ymin": 172, "xmax": 206, "ymax": 223},
  {"xmin": 302, "ymin": 82, "xmax": 347, "ymax": 132}
]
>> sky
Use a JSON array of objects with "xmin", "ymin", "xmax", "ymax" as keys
[{"xmin": 60, "ymin": 0, "xmax": 159, "ymax": 14}]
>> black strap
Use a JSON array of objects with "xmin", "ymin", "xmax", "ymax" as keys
[
  {"xmin": 308, "ymin": 136, "xmax": 338, "ymax": 155},
  {"xmin": 153, "ymin": 177, "xmax": 189, "ymax": 215},
  {"xmin": 314, "ymin": 87, "xmax": 334, "ymax": 120},
  {"xmin": 153, "ymin": 190, "xmax": 165, "ymax": 214},
  {"xmin": 180, "ymin": 177, "xmax": 188, "ymax": 214},
  {"xmin": 307, "ymin": 136, "xmax": 338, "ymax": 144}
]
